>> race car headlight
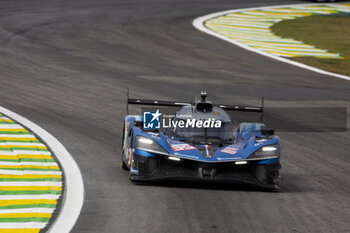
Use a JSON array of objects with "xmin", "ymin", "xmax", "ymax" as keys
[
  {"xmin": 135, "ymin": 136, "xmax": 168, "ymax": 154},
  {"xmin": 249, "ymin": 145, "xmax": 279, "ymax": 159}
]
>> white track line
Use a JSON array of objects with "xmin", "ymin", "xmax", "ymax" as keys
[
  {"xmin": 0, "ymin": 134, "xmax": 36, "ymax": 138},
  {"xmin": 0, "ymin": 162, "xmax": 58, "ymax": 166},
  {"xmin": 0, "ymin": 194, "xmax": 61, "ymax": 200},
  {"xmin": 0, "ymin": 222, "xmax": 47, "ymax": 228},
  {"xmin": 0, "ymin": 106, "xmax": 84, "ymax": 233},
  {"xmin": 8, "ymin": 151, "xmax": 52, "ymax": 155},
  {"xmin": 0, "ymin": 182, "xmax": 62, "ymax": 186},
  {"xmin": 193, "ymin": 3, "xmax": 350, "ymax": 81},
  {"xmin": 0, "ymin": 125, "xmax": 24, "ymax": 129},
  {"xmin": 0, "ymin": 142, "xmax": 46, "ymax": 146},
  {"xmin": 0, "ymin": 170, "xmax": 62, "ymax": 175},
  {"xmin": 0, "ymin": 208, "xmax": 55, "ymax": 214}
]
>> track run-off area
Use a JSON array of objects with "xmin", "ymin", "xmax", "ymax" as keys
[
  {"xmin": 0, "ymin": 112, "xmax": 62, "ymax": 233},
  {"xmin": 194, "ymin": 3, "xmax": 350, "ymax": 81},
  {"xmin": 0, "ymin": 106, "xmax": 83, "ymax": 233},
  {"xmin": 203, "ymin": 4, "xmax": 350, "ymax": 58}
]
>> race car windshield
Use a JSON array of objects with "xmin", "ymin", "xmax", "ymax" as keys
[{"xmin": 171, "ymin": 120, "xmax": 234, "ymax": 142}]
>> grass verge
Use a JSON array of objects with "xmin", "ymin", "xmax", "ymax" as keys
[{"xmin": 271, "ymin": 14, "xmax": 350, "ymax": 76}]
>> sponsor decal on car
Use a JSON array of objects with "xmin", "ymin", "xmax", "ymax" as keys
[
  {"xmin": 254, "ymin": 138, "xmax": 267, "ymax": 146},
  {"xmin": 128, "ymin": 148, "xmax": 133, "ymax": 166},
  {"xmin": 171, "ymin": 143, "xmax": 197, "ymax": 151},
  {"xmin": 150, "ymin": 135, "xmax": 161, "ymax": 140},
  {"xmin": 174, "ymin": 153, "xmax": 200, "ymax": 159},
  {"xmin": 221, "ymin": 146, "xmax": 239, "ymax": 155},
  {"xmin": 217, "ymin": 156, "xmax": 242, "ymax": 161},
  {"xmin": 201, "ymin": 144, "xmax": 212, "ymax": 157}
]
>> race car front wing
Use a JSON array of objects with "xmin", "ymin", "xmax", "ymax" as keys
[{"xmin": 130, "ymin": 152, "xmax": 281, "ymax": 190}]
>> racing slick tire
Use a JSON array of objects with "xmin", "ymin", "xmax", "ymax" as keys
[
  {"xmin": 121, "ymin": 153, "xmax": 128, "ymax": 170},
  {"xmin": 128, "ymin": 154, "xmax": 138, "ymax": 182}
]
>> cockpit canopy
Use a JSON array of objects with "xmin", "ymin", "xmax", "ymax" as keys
[{"xmin": 169, "ymin": 106, "xmax": 234, "ymax": 142}]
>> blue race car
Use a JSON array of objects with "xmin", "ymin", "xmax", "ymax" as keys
[{"xmin": 121, "ymin": 92, "xmax": 281, "ymax": 190}]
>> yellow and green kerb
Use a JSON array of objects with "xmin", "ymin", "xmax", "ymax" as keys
[
  {"xmin": 205, "ymin": 4, "xmax": 350, "ymax": 58},
  {"xmin": 0, "ymin": 113, "xmax": 63, "ymax": 233}
]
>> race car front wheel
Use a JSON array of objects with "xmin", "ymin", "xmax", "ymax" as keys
[{"xmin": 121, "ymin": 153, "xmax": 128, "ymax": 170}]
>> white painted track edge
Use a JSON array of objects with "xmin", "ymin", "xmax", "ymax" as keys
[
  {"xmin": 192, "ymin": 2, "xmax": 350, "ymax": 81},
  {"xmin": 0, "ymin": 106, "xmax": 84, "ymax": 233}
]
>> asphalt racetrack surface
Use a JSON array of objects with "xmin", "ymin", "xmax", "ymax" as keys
[{"xmin": 0, "ymin": 0, "xmax": 350, "ymax": 232}]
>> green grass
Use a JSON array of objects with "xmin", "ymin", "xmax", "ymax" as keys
[{"xmin": 271, "ymin": 14, "xmax": 350, "ymax": 76}]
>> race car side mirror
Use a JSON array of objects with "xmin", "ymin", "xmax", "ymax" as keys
[
  {"xmin": 134, "ymin": 121, "xmax": 143, "ymax": 129},
  {"xmin": 261, "ymin": 129, "xmax": 274, "ymax": 137}
]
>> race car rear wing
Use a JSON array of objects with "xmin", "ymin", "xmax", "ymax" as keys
[
  {"xmin": 216, "ymin": 104, "xmax": 263, "ymax": 113},
  {"xmin": 126, "ymin": 89, "xmax": 264, "ymax": 120},
  {"xmin": 128, "ymin": 98, "xmax": 191, "ymax": 107},
  {"xmin": 128, "ymin": 98, "xmax": 263, "ymax": 112}
]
